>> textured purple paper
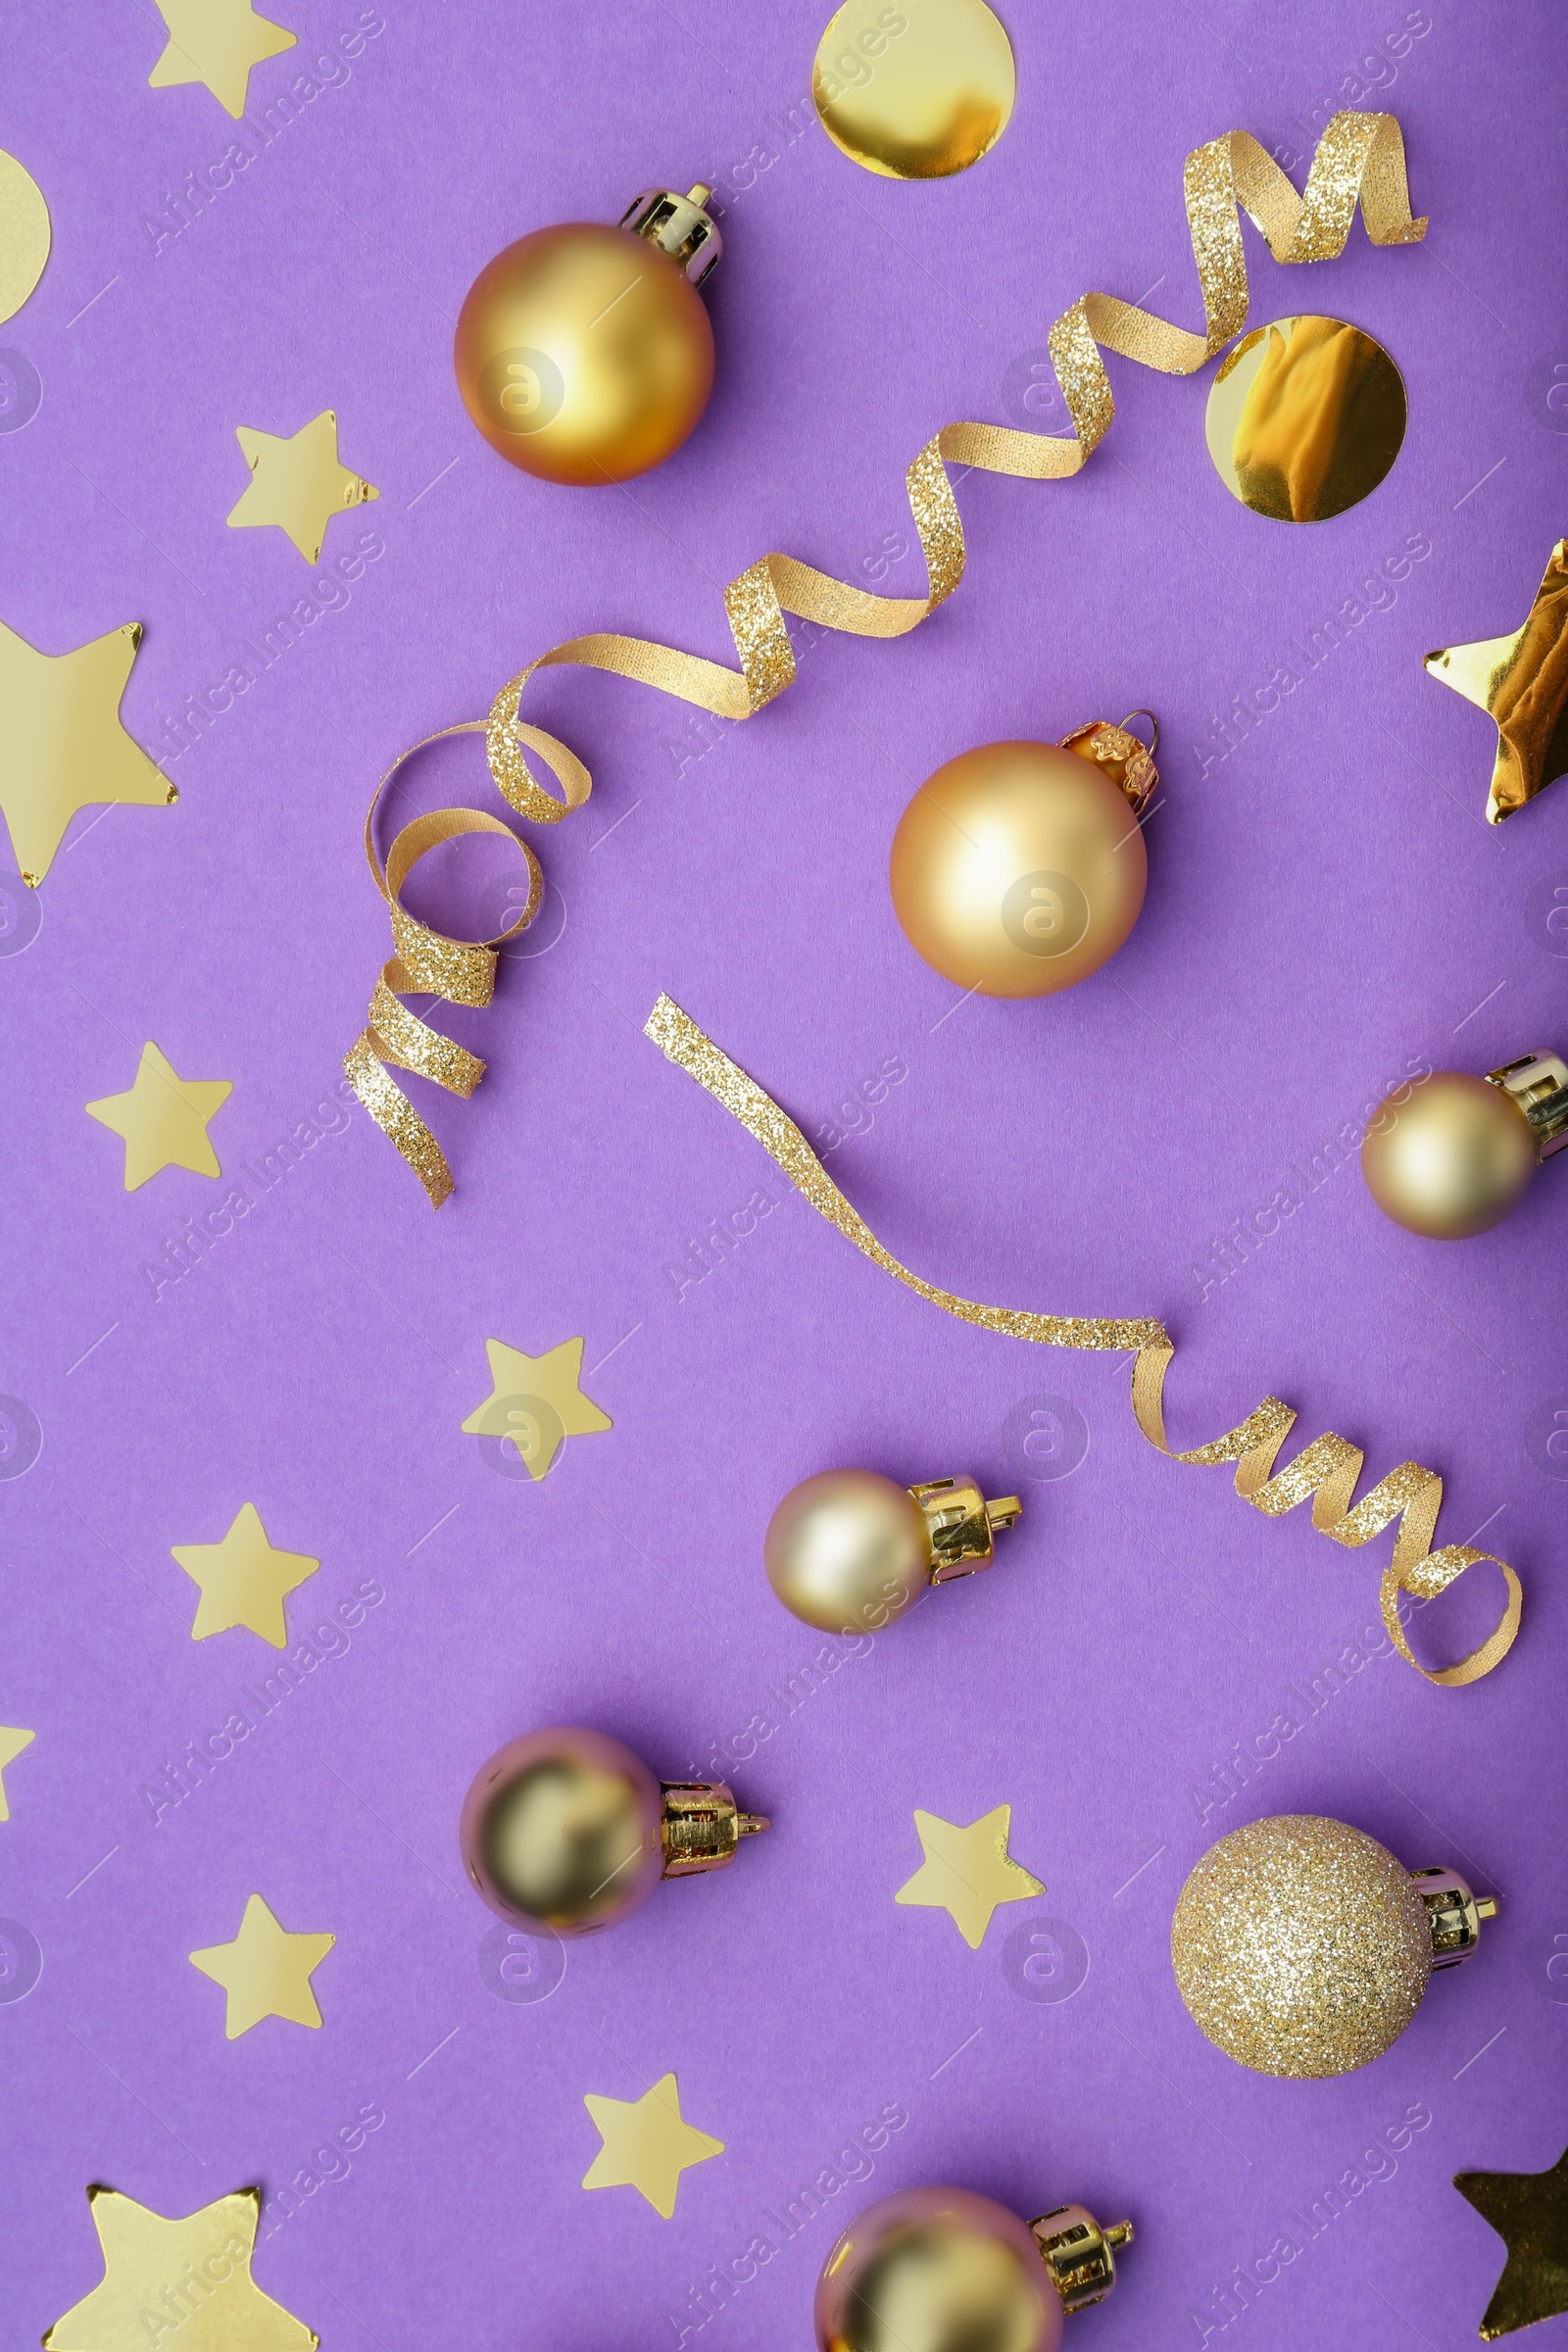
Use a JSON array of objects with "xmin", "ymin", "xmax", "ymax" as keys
[{"xmin": 2, "ymin": 3, "xmax": 1565, "ymax": 2345}]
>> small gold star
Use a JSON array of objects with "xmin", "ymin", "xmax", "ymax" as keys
[
  {"xmin": 0, "ymin": 1725, "xmax": 34, "ymax": 1822},
  {"xmin": 1455, "ymin": 2144, "xmax": 1568, "ymax": 2338},
  {"xmin": 582, "ymin": 2074, "xmax": 723, "ymax": 2218},
  {"xmin": 171, "ymin": 1503, "xmax": 318, "ymax": 1647},
  {"xmin": 148, "ymin": 0, "xmax": 296, "ymax": 121},
  {"xmin": 86, "ymin": 1043, "xmax": 231, "ymax": 1191},
  {"xmin": 226, "ymin": 412, "xmax": 377, "ymax": 564},
  {"xmin": 1426, "ymin": 539, "xmax": 1568, "ymax": 822},
  {"xmin": 895, "ymin": 1804, "xmax": 1044, "ymax": 1948},
  {"xmin": 45, "ymin": 2183, "xmax": 318, "ymax": 2351},
  {"xmin": 460, "ymin": 1336, "xmax": 612, "ymax": 1480},
  {"xmin": 0, "ymin": 617, "xmax": 175, "ymax": 887},
  {"xmin": 190, "ymin": 1893, "xmax": 335, "ymax": 2039}
]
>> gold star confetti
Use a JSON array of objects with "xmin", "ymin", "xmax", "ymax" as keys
[
  {"xmin": 1426, "ymin": 540, "xmax": 1568, "ymax": 823},
  {"xmin": 44, "ymin": 2183, "xmax": 317, "ymax": 2351},
  {"xmin": 85, "ymin": 1043, "xmax": 231, "ymax": 1191},
  {"xmin": 226, "ymin": 412, "xmax": 377, "ymax": 564},
  {"xmin": 0, "ymin": 1725, "xmax": 34, "ymax": 1821},
  {"xmin": 189, "ymin": 1893, "xmax": 335, "ymax": 2039},
  {"xmin": 582, "ymin": 2074, "xmax": 723, "ymax": 2219},
  {"xmin": 0, "ymin": 150, "xmax": 51, "ymax": 326},
  {"xmin": 460, "ymin": 1336, "xmax": 612, "ymax": 1480},
  {"xmin": 895, "ymin": 1804, "xmax": 1044, "ymax": 1949},
  {"xmin": 1454, "ymin": 2144, "xmax": 1568, "ymax": 2338},
  {"xmin": 171, "ymin": 1504, "xmax": 318, "ymax": 1647},
  {"xmin": 0, "ymin": 617, "xmax": 174, "ymax": 888},
  {"xmin": 148, "ymin": 0, "xmax": 296, "ymax": 121}
]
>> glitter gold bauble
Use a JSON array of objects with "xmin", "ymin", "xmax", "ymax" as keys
[
  {"xmin": 453, "ymin": 184, "xmax": 720, "ymax": 485},
  {"xmin": 1171, "ymin": 1815, "xmax": 1495, "ymax": 2079},
  {"xmin": 459, "ymin": 1727, "xmax": 768, "ymax": 1936},
  {"xmin": 1362, "ymin": 1054, "xmax": 1568, "ymax": 1239},
  {"xmin": 889, "ymin": 724, "xmax": 1156, "ymax": 998},
  {"xmin": 764, "ymin": 1466, "xmax": 1020, "ymax": 1634},
  {"xmin": 815, "ymin": 2186, "xmax": 1132, "ymax": 2352}
]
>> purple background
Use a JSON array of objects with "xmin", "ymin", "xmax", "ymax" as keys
[{"xmin": 2, "ymin": 1, "xmax": 1566, "ymax": 2344}]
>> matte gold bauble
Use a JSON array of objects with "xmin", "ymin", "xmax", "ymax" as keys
[
  {"xmin": 764, "ymin": 1466, "xmax": 1021, "ymax": 1635},
  {"xmin": 1171, "ymin": 1815, "xmax": 1494, "ymax": 2079},
  {"xmin": 454, "ymin": 185, "xmax": 720, "ymax": 485},
  {"xmin": 1361, "ymin": 1068, "xmax": 1538, "ymax": 1238},
  {"xmin": 889, "ymin": 727, "xmax": 1153, "ymax": 998}
]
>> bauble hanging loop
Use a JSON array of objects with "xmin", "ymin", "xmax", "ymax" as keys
[
  {"xmin": 459, "ymin": 1727, "xmax": 768, "ymax": 1937},
  {"xmin": 1361, "ymin": 1051, "xmax": 1568, "ymax": 1238},
  {"xmin": 454, "ymin": 180, "xmax": 722, "ymax": 484},
  {"xmin": 815, "ymin": 2186, "xmax": 1133, "ymax": 2352},
  {"xmin": 764, "ymin": 1467, "xmax": 1022, "ymax": 1634},
  {"xmin": 1171, "ymin": 1815, "xmax": 1495, "ymax": 2079}
]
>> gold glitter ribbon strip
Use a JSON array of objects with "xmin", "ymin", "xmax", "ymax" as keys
[
  {"xmin": 356, "ymin": 112, "xmax": 1426, "ymax": 1197},
  {"xmin": 644, "ymin": 997, "xmax": 1522, "ymax": 1690}
]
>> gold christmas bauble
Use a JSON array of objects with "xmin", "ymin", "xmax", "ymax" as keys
[
  {"xmin": 1361, "ymin": 1069, "xmax": 1537, "ymax": 1239},
  {"xmin": 889, "ymin": 739, "xmax": 1148, "ymax": 997},
  {"xmin": 454, "ymin": 192, "xmax": 718, "ymax": 485},
  {"xmin": 815, "ymin": 2188, "xmax": 1065, "ymax": 2352},
  {"xmin": 459, "ymin": 1726, "xmax": 663, "ymax": 1936},
  {"xmin": 764, "ymin": 1468, "xmax": 931, "ymax": 1634},
  {"xmin": 1171, "ymin": 1816, "xmax": 1432, "ymax": 2078}
]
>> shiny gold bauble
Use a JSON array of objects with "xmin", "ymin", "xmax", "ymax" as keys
[
  {"xmin": 889, "ymin": 741, "xmax": 1148, "ymax": 997},
  {"xmin": 1171, "ymin": 1816, "xmax": 1432, "ymax": 2079},
  {"xmin": 816, "ymin": 2188, "xmax": 1064, "ymax": 2352},
  {"xmin": 459, "ymin": 1726, "xmax": 663, "ymax": 1936},
  {"xmin": 1361, "ymin": 1069, "xmax": 1537, "ymax": 1239},
  {"xmin": 764, "ymin": 1469, "xmax": 931, "ymax": 1635},
  {"xmin": 454, "ymin": 221, "xmax": 713, "ymax": 484}
]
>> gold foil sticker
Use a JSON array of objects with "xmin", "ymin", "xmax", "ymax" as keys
[
  {"xmin": 1426, "ymin": 539, "xmax": 1568, "ymax": 822},
  {"xmin": 813, "ymin": 0, "xmax": 1015, "ymax": 179},
  {"xmin": 1205, "ymin": 315, "xmax": 1406, "ymax": 521}
]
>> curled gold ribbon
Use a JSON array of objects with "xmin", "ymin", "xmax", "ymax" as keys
[
  {"xmin": 644, "ymin": 997, "xmax": 1522, "ymax": 1690},
  {"xmin": 352, "ymin": 111, "xmax": 1427, "ymax": 1198}
]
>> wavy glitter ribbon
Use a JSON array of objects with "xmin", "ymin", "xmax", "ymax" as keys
[
  {"xmin": 643, "ymin": 997, "xmax": 1522, "ymax": 1689},
  {"xmin": 348, "ymin": 112, "xmax": 1426, "ymax": 1200}
]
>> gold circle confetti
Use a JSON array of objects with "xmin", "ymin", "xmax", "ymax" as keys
[
  {"xmin": 1204, "ymin": 314, "xmax": 1406, "ymax": 522},
  {"xmin": 812, "ymin": 0, "xmax": 1015, "ymax": 179},
  {"xmin": 0, "ymin": 151, "xmax": 50, "ymax": 326}
]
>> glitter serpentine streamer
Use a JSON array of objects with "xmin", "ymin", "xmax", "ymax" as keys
[
  {"xmin": 642, "ymin": 996, "xmax": 1523, "ymax": 1689},
  {"xmin": 347, "ymin": 112, "xmax": 1426, "ymax": 1202}
]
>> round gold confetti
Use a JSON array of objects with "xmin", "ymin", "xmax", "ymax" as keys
[
  {"xmin": 1204, "ymin": 314, "xmax": 1406, "ymax": 522},
  {"xmin": 1171, "ymin": 1815, "xmax": 1432, "ymax": 2078},
  {"xmin": 0, "ymin": 151, "xmax": 50, "ymax": 326},
  {"xmin": 812, "ymin": 0, "xmax": 1015, "ymax": 179}
]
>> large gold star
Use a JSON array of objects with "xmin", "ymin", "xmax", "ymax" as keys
[
  {"xmin": 582, "ymin": 2074, "xmax": 723, "ymax": 2219},
  {"xmin": 44, "ymin": 2183, "xmax": 317, "ymax": 2351},
  {"xmin": 226, "ymin": 412, "xmax": 377, "ymax": 564},
  {"xmin": 895, "ymin": 1804, "xmax": 1044, "ymax": 1949},
  {"xmin": 1455, "ymin": 2144, "xmax": 1568, "ymax": 2338},
  {"xmin": 0, "ymin": 617, "xmax": 174, "ymax": 887},
  {"xmin": 190, "ymin": 1894, "xmax": 335, "ymax": 2039},
  {"xmin": 0, "ymin": 1725, "xmax": 34, "ymax": 1822},
  {"xmin": 86, "ymin": 1043, "xmax": 231, "ymax": 1191},
  {"xmin": 1426, "ymin": 540, "xmax": 1568, "ymax": 823},
  {"xmin": 148, "ymin": 0, "xmax": 296, "ymax": 122},
  {"xmin": 461, "ymin": 1335, "xmax": 612, "ymax": 1480},
  {"xmin": 171, "ymin": 1503, "xmax": 318, "ymax": 1647}
]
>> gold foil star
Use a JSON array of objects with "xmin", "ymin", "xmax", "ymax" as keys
[
  {"xmin": 0, "ymin": 1725, "xmax": 34, "ymax": 1821},
  {"xmin": 1426, "ymin": 540, "xmax": 1568, "ymax": 823},
  {"xmin": 0, "ymin": 617, "xmax": 175, "ymax": 887},
  {"xmin": 582, "ymin": 2074, "xmax": 723, "ymax": 2218},
  {"xmin": 44, "ymin": 2183, "xmax": 318, "ymax": 2351},
  {"xmin": 148, "ymin": 0, "xmax": 296, "ymax": 122},
  {"xmin": 226, "ymin": 412, "xmax": 377, "ymax": 563},
  {"xmin": 461, "ymin": 1336, "xmax": 612, "ymax": 1480},
  {"xmin": 172, "ymin": 1503, "xmax": 318, "ymax": 1647},
  {"xmin": 86, "ymin": 1043, "xmax": 231, "ymax": 1190},
  {"xmin": 189, "ymin": 1893, "xmax": 335, "ymax": 2038},
  {"xmin": 895, "ymin": 1804, "xmax": 1044, "ymax": 1948},
  {"xmin": 1455, "ymin": 2144, "xmax": 1568, "ymax": 2338}
]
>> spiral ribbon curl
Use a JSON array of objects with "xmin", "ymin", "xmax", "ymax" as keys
[
  {"xmin": 644, "ymin": 997, "xmax": 1522, "ymax": 1690},
  {"xmin": 347, "ymin": 112, "xmax": 1426, "ymax": 1202}
]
